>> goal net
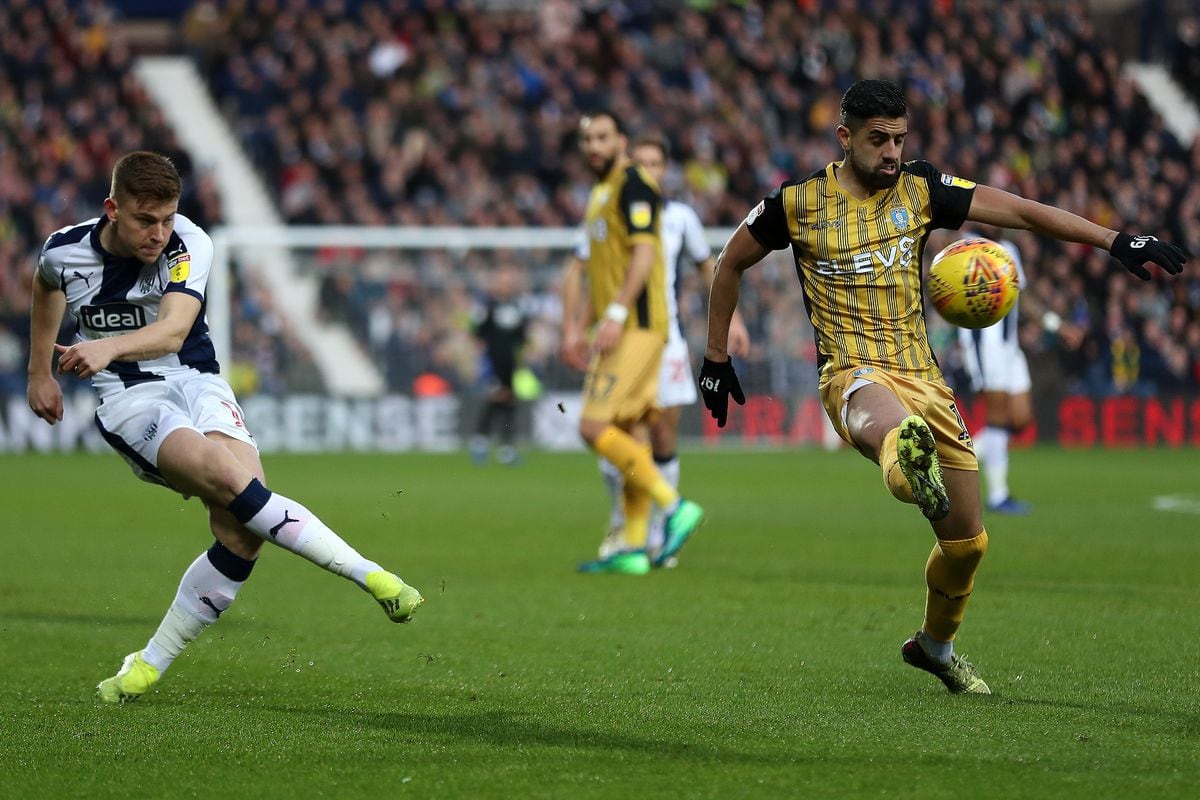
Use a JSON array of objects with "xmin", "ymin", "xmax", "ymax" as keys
[{"xmin": 209, "ymin": 225, "xmax": 836, "ymax": 453}]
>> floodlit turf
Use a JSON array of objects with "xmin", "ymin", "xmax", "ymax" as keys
[{"xmin": 2, "ymin": 446, "xmax": 1197, "ymax": 798}]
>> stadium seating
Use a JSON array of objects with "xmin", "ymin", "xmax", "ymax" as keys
[
  {"xmin": 1, "ymin": 0, "xmax": 1198, "ymax": 401},
  {"xmin": 0, "ymin": 0, "xmax": 320, "ymax": 396}
]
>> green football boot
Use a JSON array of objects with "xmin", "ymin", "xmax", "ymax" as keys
[
  {"xmin": 578, "ymin": 549, "xmax": 652, "ymax": 575},
  {"xmin": 901, "ymin": 633, "xmax": 991, "ymax": 695},
  {"xmin": 365, "ymin": 571, "xmax": 424, "ymax": 623},
  {"xmin": 896, "ymin": 415, "xmax": 951, "ymax": 521},
  {"xmin": 654, "ymin": 499, "xmax": 704, "ymax": 567},
  {"xmin": 97, "ymin": 652, "xmax": 160, "ymax": 704}
]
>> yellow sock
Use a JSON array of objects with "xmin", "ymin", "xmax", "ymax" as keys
[
  {"xmin": 923, "ymin": 529, "xmax": 989, "ymax": 642},
  {"xmin": 622, "ymin": 480, "xmax": 651, "ymax": 548},
  {"xmin": 593, "ymin": 426, "xmax": 678, "ymax": 509},
  {"xmin": 880, "ymin": 426, "xmax": 916, "ymax": 504}
]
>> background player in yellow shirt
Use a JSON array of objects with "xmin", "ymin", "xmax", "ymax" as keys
[
  {"xmin": 699, "ymin": 80, "xmax": 1186, "ymax": 693},
  {"xmin": 560, "ymin": 110, "xmax": 704, "ymax": 575}
]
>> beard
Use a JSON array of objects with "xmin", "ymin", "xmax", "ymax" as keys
[
  {"xmin": 588, "ymin": 152, "xmax": 619, "ymax": 178},
  {"xmin": 848, "ymin": 149, "xmax": 900, "ymax": 191}
]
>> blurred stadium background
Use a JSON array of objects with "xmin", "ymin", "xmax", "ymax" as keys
[
  {"xmin": 4, "ymin": 3, "xmax": 1200, "ymax": 799},
  {"xmin": 2, "ymin": 0, "xmax": 1200, "ymax": 454}
]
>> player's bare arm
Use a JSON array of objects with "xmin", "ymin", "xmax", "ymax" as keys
[
  {"xmin": 593, "ymin": 240, "xmax": 655, "ymax": 356},
  {"xmin": 559, "ymin": 253, "xmax": 591, "ymax": 370},
  {"xmin": 56, "ymin": 292, "xmax": 202, "ymax": 380},
  {"xmin": 967, "ymin": 184, "xmax": 1187, "ymax": 279},
  {"xmin": 27, "ymin": 272, "xmax": 68, "ymax": 425},
  {"xmin": 704, "ymin": 224, "xmax": 769, "ymax": 362},
  {"xmin": 697, "ymin": 255, "xmax": 750, "ymax": 358}
]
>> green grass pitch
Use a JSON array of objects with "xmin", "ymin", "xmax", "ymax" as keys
[{"xmin": 2, "ymin": 447, "xmax": 1197, "ymax": 798}]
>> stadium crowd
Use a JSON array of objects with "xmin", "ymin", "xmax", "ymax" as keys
[
  {"xmin": 0, "ymin": 0, "xmax": 322, "ymax": 399},
  {"xmin": 2, "ymin": 0, "xmax": 1199, "ymax": 407},
  {"xmin": 190, "ymin": 0, "xmax": 1200, "ymax": 399}
]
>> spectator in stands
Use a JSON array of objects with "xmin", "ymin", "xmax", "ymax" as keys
[
  {"xmin": 4, "ymin": 0, "xmax": 1199, "ymax": 404},
  {"xmin": 0, "ymin": 0, "xmax": 322, "ymax": 399}
]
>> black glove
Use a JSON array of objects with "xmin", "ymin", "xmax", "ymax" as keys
[
  {"xmin": 698, "ymin": 357, "xmax": 745, "ymax": 429},
  {"xmin": 1109, "ymin": 233, "xmax": 1188, "ymax": 281}
]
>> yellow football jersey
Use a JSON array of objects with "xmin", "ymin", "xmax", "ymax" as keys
[
  {"xmin": 583, "ymin": 163, "xmax": 668, "ymax": 337},
  {"xmin": 745, "ymin": 160, "xmax": 977, "ymax": 383}
]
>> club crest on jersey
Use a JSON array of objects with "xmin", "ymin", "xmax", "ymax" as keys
[
  {"xmin": 889, "ymin": 208, "xmax": 910, "ymax": 231},
  {"xmin": 81, "ymin": 303, "xmax": 147, "ymax": 333},
  {"xmin": 587, "ymin": 187, "xmax": 611, "ymax": 216}
]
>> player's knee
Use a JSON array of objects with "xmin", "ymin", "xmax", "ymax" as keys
[
  {"xmin": 650, "ymin": 425, "xmax": 677, "ymax": 459},
  {"xmin": 935, "ymin": 501, "xmax": 982, "ymax": 540},
  {"xmin": 198, "ymin": 445, "xmax": 257, "ymax": 505},
  {"xmin": 579, "ymin": 419, "xmax": 605, "ymax": 445},
  {"xmin": 935, "ymin": 529, "xmax": 988, "ymax": 572}
]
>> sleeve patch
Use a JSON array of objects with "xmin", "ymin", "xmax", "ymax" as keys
[
  {"xmin": 745, "ymin": 201, "xmax": 766, "ymax": 225},
  {"xmin": 629, "ymin": 201, "xmax": 652, "ymax": 230},
  {"xmin": 940, "ymin": 174, "xmax": 977, "ymax": 189},
  {"xmin": 168, "ymin": 253, "xmax": 191, "ymax": 283}
]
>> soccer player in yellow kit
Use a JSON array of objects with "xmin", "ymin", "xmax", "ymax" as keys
[
  {"xmin": 699, "ymin": 80, "xmax": 1186, "ymax": 692},
  {"xmin": 561, "ymin": 110, "xmax": 704, "ymax": 575}
]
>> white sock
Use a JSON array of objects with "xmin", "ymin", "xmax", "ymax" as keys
[
  {"xmin": 229, "ymin": 479, "xmax": 381, "ymax": 588},
  {"xmin": 917, "ymin": 629, "xmax": 954, "ymax": 665},
  {"xmin": 141, "ymin": 543, "xmax": 254, "ymax": 673},
  {"xmin": 647, "ymin": 455, "xmax": 680, "ymax": 552},
  {"xmin": 599, "ymin": 457, "xmax": 625, "ymax": 530},
  {"xmin": 979, "ymin": 426, "xmax": 1010, "ymax": 506}
]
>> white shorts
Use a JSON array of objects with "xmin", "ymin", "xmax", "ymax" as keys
[
  {"xmin": 94, "ymin": 372, "xmax": 257, "ymax": 488},
  {"xmin": 657, "ymin": 333, "xmax": 697, "ymax": 408},
  {"xmin": 959, "ymin": 324, "xmax": 1031, "ymax": 394}
]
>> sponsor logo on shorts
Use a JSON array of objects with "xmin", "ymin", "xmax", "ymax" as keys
[{"xmin": 143, "ymin": 422, "xmax": 158, "ymax": 442}]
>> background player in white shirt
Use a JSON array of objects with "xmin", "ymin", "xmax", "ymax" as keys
[
  {"xmin": 956, "ymin": 229, "xmax": 1032, "ymax": 515},
  {"xmin": 27, "ymin": 152, "xmax": 424, "ymax": 704},
  {"xmin": 569, "ymin": 137, "xmax": 750, "ymax": 563}
]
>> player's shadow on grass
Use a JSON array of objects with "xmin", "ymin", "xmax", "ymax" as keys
[
  {"xmin": 267, "ymin": 704, "xmax": 785, "ymax": 766},
  {"xmin": 1003, "ymin": 695, "xmax": 1200, "ymax": 732}
]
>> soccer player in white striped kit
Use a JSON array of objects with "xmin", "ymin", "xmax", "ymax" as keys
[
  {"xmin": 956, "ymin": 230, "xmax": 1032, "ymax": 515},
  {"xmin": 27, "ymin": 152, "xmax": 423, "ymax": 703},
  {"xmin": 570, "ymin": 136, "xmax": 750, "ymax": 564}
]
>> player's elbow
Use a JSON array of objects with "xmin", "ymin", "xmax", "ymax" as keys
[{"xmin": 159, "ymin": 325, "xmax": 191, "ymax": 355}]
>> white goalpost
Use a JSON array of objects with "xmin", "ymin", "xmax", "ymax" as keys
[
  {"xmin": 208, "ymin": 225, "xmax": 735, "ymax": 390},
  {"xmin": 1, "ymin": 225, "xmax": 836, "ymax": 455}
]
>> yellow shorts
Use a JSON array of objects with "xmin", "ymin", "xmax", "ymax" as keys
[
  {"xmin": 820, "ymin": 366, "xmax": 978, "ymax": 471},
  {"xmin": 581, "ymin": 328, "xmax": 665, "ymax": 425}
]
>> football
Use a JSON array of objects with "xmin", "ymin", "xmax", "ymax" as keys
[{"xmin": 927, "ymin": 237, "xmax": 1020, "ymax": 329}]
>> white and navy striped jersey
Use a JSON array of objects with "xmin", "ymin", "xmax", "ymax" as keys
[
  {"xmin": 37, "ymin": 213, "xmax": 218, "ymax": 400},
  {"xmin": 574, "ymin": 199, "xmax": 711, "ymax": 337}
]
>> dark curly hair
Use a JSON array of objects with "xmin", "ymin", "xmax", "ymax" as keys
[{"xmin": 840, "ymin": 80, "xmax": 907, "ymax": 130}]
